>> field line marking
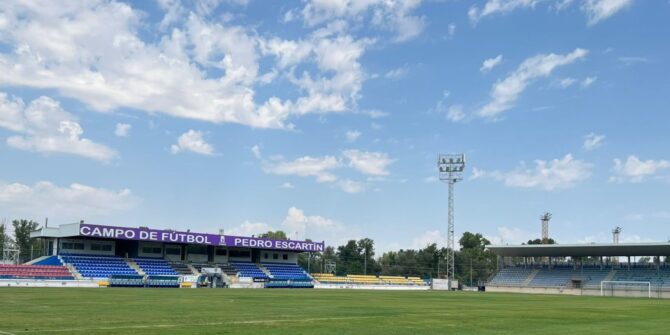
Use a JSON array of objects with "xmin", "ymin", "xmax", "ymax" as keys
[
  {"xmin": 9, "ymin": 316, "xmax": 383, "ymax": 333},
  {"xmin": 0, "ymin": 330, "xmax": 17, "ymax": 335}
]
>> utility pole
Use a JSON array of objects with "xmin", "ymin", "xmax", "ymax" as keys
[
  {"xmin": 364, "ymin": 248, "xmax": 367, "ymax": 275},
  {"xmin": 438, "ymin": 154, "xmax": 466, "ymax": 287},
  {"xmin": 470, "ymin": 256, "xmax": 473, "ymax": 287}
]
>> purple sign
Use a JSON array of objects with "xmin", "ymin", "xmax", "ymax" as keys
[
  {"xmin": 79, "ymin": 224, "xmax": 223, "ymax": 246},
  {"xmin": 224, "ymin": 236, "xmax": 324, "ymax": 252},
  {"xmin": 78, "ymin": 224, "xmax": 325, "ymax": 252}
]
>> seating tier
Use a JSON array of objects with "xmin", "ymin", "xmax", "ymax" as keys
[
  {"xmin": 133, "ymin": 258, "xmax": 178, "ymax": 276},
  {"xmin": 62, "ymin": 254, "xmax": 138, "ymax": 278},
  {"xmin": 262, "ymin": 263, "xmax": 311, "ymax": 281},
  {"xmin": 0, "ymin": 264, "xmax": 73, "ymax": 280}
]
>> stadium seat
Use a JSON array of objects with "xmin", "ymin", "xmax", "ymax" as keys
[
  {"xmin": 132, "ymin": 258, "xmax": 179, "ymax": 276},
  {"xmin": 61, "ymin": 254, "xmax": 138, "ymax": 279},
  {"xmin": 0, "ymin": 263, "xmax": 74, "ymax": 280}
]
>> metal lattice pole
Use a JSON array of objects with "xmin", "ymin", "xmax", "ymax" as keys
[
  {"xmin": 438, "ymin": 154, "xmax": 465, "ymax": 286},
  {"xmin": 447, "ymin": 178, "xmax": 455, "ymax": 282}
]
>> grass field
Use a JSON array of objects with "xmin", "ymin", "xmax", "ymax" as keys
[{"xmin": 1, "ymin": 288, "xmax": 669, "ymax": 334}]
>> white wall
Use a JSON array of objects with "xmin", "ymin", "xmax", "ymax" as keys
[
  {"xmin": 260, "ymin": 251, "xmax": 298, "ymax": 263},
  {"xmin": 213, "ymin": 247, "xmax": 228, "ymax": 263},
  {"xmin": 164, "ymin": 245, "xmax": 182, "ymax": 261},
  {"xmin": 138, "ymin": 242, "xmax": 163, "ymax": 258},
  {"xmin": 228, "ymin": 248, "xmax": 252, "ymax": 262},
  {"xmin": 187, "ymin": 254, "xmax": 208, "ymax": 262},
  {"xmin": 59, "ymin": 239, "xmax": 115, "ymax": 256}
]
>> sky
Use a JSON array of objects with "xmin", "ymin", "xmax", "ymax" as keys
[{"xmin": 0, "ymin": 0, "xmax": 669, "ymax": 253}]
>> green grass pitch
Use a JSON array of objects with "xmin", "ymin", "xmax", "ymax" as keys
[{"xmin": 1, "ymin": 288, "xmax": 669, "ymax": 334}]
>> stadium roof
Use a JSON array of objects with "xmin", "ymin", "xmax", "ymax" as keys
[{"xmin": 487, "ymin": 243, "xmax": 670, "ymax": 257}]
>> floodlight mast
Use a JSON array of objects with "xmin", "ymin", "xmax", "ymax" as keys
[{"xmin": 438, "ymin": 154, "xmax": 465, "ymax": 286}]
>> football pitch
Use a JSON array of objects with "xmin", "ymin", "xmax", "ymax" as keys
[{"xmin": 1, "ymin": 288, "xmax": 669, "ymax": 335}]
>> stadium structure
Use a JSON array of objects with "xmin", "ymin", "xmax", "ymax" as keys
[
  {"xmin": 1, "ymin": 221, "xmax": 669, "ymax": 298},
  {"xmin": 0, "ymin": 222, "xmax": 429, "ymax": 290},
  {"xmin": 486, "ymin": 243, "xmax": 670, "ymax": 298}
]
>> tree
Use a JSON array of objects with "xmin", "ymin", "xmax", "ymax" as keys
[
  {"xmin": 12, "ymin": 219, "xmax": 40, "ymax": 262},
  {"xmin": 336, "ymin": 240, "xmax": 362, "ymax": 275},
  {"xmin": 257, "ymin": 230, "xmax": 288, "ymax": 240},
  {"xmin": 357, "ymin": 238, "xmax": 378, "ymax": 275},
  {"xmin": 459, "ymin": 232, "xmax": 490, "ymax": 251},
  {"xmin": 456, "ymin": 231, "xmax": 496, "ymax": 286},
  {"xmin": 526, "ymin": 238, "xmax": 556, "ymax": 245},
  {"xmin": 0, "ymin": 221, "xmax": 5, "ymax": 256}
]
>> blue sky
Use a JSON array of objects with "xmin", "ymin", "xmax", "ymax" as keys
[{"xmin": 0, "ymin": 0, "xmax": 669, "ymax": 252}]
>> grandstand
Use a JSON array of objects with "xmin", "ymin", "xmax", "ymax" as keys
[
  {"xmin": 2, "ymin": 221, "xmax": 667, "ymax": 298},
  {"xmin": 8, "ymin": 222, "xmax": 323, "ymax": 289},
  {"xmin": 311, "ymin": 273, "xmax": 429, "ymax": 287},
  {"xmin": 486, "ymin": 243, "xmax": 670, "ymax": 298}
]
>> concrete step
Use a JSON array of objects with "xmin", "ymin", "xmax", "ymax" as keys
[
  {"xmin": 186, "ymin": 263, "xmax": 199, "ymax": 275},
  {"xmin": 125, "ymin": 259, "xmax": 145, "ymax": 276},
  {"xmin": 522, "ymin": 269, "xmax": 540, "ymax": 286},
  {"xmin": 24, "ymin": 256, "xmax": 49, "ymax": 265}
]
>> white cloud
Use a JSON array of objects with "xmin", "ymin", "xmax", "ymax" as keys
[
  {"xmin": 580, "ymin": 76, "xmax": 597, "ymax": 88},
  {"xmin": 478, "ymin": 48, "xmax": 588, "ymax": 119},
  {"xmin": 0, "ymin": 93, "xmax": 117, "ymax": 162},
  {"xmin": 446, "ymin": 105, "xmax": 466, "ymax": 122},
  {"xmin": 114, "ymin": 123, "xmax": 131, "ymax": 137},
  {"xmin": 558, "ymin": 77, "xmax": 577, "ymax": 88},
  {"xmin": 280, "ymin": 182, "xmax": 295, "ymax": 189},
  {"xmin": 227, "ymin": 220, "xmax": 274, "ymax": 237},
  {"xmin": 0, "ymin": 180, "xmax": 138, "ymax": 219},
  {"xmin": 423, "ymin": 176, "xmax": 438, "ymax": 183},
  {"xmin": 411, "ymin": 230, "xmax": 447, "ymax": 249},
  {"xmin": 228, "ymin": 207, "xmax": 351, "ymax": 243},
  {"xmin": 345, "ymin": 130, "xmax": 362, "ymax": 142},
  {"xmin": 300, "ymin": 0, "xmax": 426, "ymax": 42},
  {"xmin": 263, "ymin": 155, "xmax": 340, "ymax": 183},
  {"xmin": 582, "ymin": 0, "xmax": 634, "ymax": 25},
  {"xmin": 469, "ymin": 0, "xmax": 539, "ymax": 23},
  {"xmin": 343, "ymin": 150, "xmax": 394, "ymax": 176},
  {"xmin": 555, "ymin": 0, "xmax": 576, "ymax": 11},
  {"xmin": 610, "ymin": 155, "xmax": 670, "ymax": 183},
  {"xmin": 583, "ymin": 132, "xmax": 605, "ymax": 150},
  {"xmin": 487, "ymin": 226, "xmax": 536, "ymax": 245},
  {"xmin": 281, "ymin": 206, "xmax": 344, "ymax": 241},
  {"xmin": 480, "ymin": 54, "xmax": 503, "ymax": 73},
  {"xmin": 384, "ymin": 66, "xmax": 409, "ymax": 79},
  {"xmin": 617, "ymin": 56, "xmax": 650, "ymax": 65},
  {"xmin": 0, "ymin": 2, "xmax": 384, "ymax": 131},
  {"xmin": 362, "ymin": 110, "xmax": 388, "ymax": 119},
  {"xmin": 448, "ymin": 23, "xmax": 456, "ymax": 37},
  {"xmin": 260, "ymin": 149, "xmax": 392, "ymax": 192},
  {"xmin": 170, "ymin": 130, "xmax": 215, "ymax": 156},
  {"xmin": 251, "ymin": 145, "xmax": 262, "ymax": 159},
  {"xmin": 469, "ymin": 0, "xmax": 633, "ymax": 25},
  {"xmin": 472, "ymin": 154, "xmax": 592, "ymax": 191},
  {"xmin": 337, "ymin": 179, "xmax": 366, "ymax": 193}
]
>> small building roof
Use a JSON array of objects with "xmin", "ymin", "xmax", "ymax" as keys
[{"xmin": 487, "ymin": 242, "xmax": 670, "ymax": 257}]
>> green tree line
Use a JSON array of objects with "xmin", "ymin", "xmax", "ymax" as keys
[
  {"xmin": 254, "ymin": 230, "xmax": 502, "ymax": 286},
  {"xmin": 0, "ymin": 219, "xmax": 44, "ymax": 263}
]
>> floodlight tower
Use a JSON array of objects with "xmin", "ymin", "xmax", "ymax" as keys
[
  {"xmin": 612, "ymin": 227, "xmax": 622, "ymax": 244},
  {"xmin": 541, "ymin": 212, "xmax": 552, "ymax": 244},
  {"xmin": 438, "ymin": 154, "xmax": 465, "ymax": 284}
]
